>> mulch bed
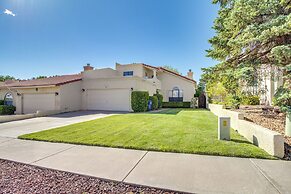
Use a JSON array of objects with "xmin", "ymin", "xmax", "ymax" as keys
[
  {"xmin": 233, "ymin": 105, "xmax": 291, "ymax": 160},
  {"xmin": 0, "ymin": 159, "xmax": 182, "ymax": 194}
]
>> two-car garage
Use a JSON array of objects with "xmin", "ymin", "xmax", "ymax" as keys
[{"xmin": 86, "ymin": 89, "xmax": 131, "ymax": 112}]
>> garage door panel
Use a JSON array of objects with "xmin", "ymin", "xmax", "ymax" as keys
[
  {"xmin": 23, "ymin": 94, "xmax": 55, "ymax": 114},
  {"xmin": 87, "ymin": 89, "xmax": 130, "ymax": 111}
]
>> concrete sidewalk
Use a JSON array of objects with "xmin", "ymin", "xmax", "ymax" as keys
[{"xmin": 0, "ymin": 137, "xmax": 290, "ymax": 194}]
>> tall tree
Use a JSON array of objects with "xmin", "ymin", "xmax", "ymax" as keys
[
  {"xmin": 204, "ymin": 0, "xmax": 291, "ymax": 108},
  {"xmin": 0, "ymin": 75, "xmax": 15, "ymax": 82}
]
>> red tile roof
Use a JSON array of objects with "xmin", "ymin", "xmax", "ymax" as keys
[
  {"xmin": 142, "ymin": 63, "xmax": 196, "ymax": 84},
  {"xmin": 1, "ymin": 74, "xmax": 82, "ymax": 88}
]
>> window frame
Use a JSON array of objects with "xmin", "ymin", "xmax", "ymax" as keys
[{"xmin": 123, "ymin": 71, "xmax": 134, "ymax": 76}]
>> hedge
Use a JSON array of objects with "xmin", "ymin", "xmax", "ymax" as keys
[
  {"xmin": 149, "ymin": 96, "xmax": 158, "ymax": 110},
  {"xmin": 0, "ymin": 105, "xmax": 16, "ymax": 115},
  {"xmin": 162, "ymin": 102, "xmax": 191, "ymax": 108},
  {"xmin": 0, "ymin": 100, "xmax": 4, "ymax": 105},
  {"xmin": 131, "ymin": 91, "xmax": 149, "ymax": 112},
  {"xmin": 154, "ymin": 93, "xmax": 163, "ymax": 108}
]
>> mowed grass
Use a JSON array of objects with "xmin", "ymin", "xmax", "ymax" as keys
[{"xmin": 19, "ymin": 109, "xmax": 275, "ymax": 159}]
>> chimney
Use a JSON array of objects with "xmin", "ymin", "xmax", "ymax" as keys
[
  {"xmin": 187, "ymin": 69, "xmax": 193, "ymax": 80},
  {"xmin": 83, "ymin": 63, "xmax": 94, "ymax": 71}
]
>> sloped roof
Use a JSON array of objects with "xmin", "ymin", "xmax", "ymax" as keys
[
  {"xmin": 1, "ymin": 74, "xmax": 82, "ymax": 88},
  {"xmin": 142, "ymin": 63, "xmax": 196, "ymax": 84}
]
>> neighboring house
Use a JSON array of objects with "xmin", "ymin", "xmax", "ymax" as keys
[
  {"xmin": 241, "ymin": 65, "xmax": 283, "ymax": 105},
  {"xmin": 0, "ymin": 63, "xmax": 196, "ymax": 114},
  {"xmin": 259, "ymin": 65, "xmax": 283, "ymax": 105}
]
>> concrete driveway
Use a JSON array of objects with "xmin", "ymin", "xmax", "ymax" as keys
[{"xmin": 0, "ymin": 111, "xmax": 119, "ymax": 138}]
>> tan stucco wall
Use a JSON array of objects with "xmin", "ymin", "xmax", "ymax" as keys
[
  {"xmin": 81, "ymin": 76, "xmax": 160, "ymax": 111},
  {"xmin": 60, "ymin": 81, "xmax": 82, "ymax": 112},
  {"xmin": 82, "ymin": 68, "xmax": 119, "ymax": 79},
  {"xmin": 115, "ymin": 63, "xmax": 144, "ymax": 77},
  {"xmin": 0, "ymin": 89, "xmax": 8, "ymax": 100},
  {"xmin": 157, "ymin": 72, "xmax": 195, "ymax": 102}
]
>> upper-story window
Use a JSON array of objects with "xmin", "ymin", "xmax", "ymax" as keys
[{"xmin": 123, "ymin": 71, "xmax": 133, "ymax": 76}]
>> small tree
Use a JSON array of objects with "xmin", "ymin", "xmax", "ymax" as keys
[
  {"xmin": 149, "ymin": 96, "xmax": 158, "ymax": 110},
  {"xmin": 154, "ymin": 93, "xmax": 163, "ymax": 108}
]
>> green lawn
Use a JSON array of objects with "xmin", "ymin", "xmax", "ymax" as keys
[{"xmin": 19, "ymin": 109, "xmax": 275, "ymax": 159}]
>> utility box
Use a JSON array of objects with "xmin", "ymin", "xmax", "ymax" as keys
[{"xmin": 218, "ymin": 117, "xmax": 230, "ymax": 140}]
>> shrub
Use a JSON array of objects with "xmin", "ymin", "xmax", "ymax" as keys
[
  {"xmin": 241, "ymin": 95, "xmax": 260, "ymax": 105},
  {"xmin": 224, "ymin": 94, "xmax": 241, "ymax": 109},
  {"xmin": 162, "ymin": 102, "xmax": 191, "ymax": 108},
  {"xmin": 0, "ymin": 105, "xmax": 16, "ymax": 115},
  {"xmin": 154, "ymin": 93, "xmax": 163, "ymax": 108},
  {"xmin": 131, "ymin": 91, "xmax": 149, "ymax": 112},
  {"xmin": 273, "ymin": 86, "xmax": 291, "ymax": 112},
  {"xmin": 149, "ymin": 96, "xmax": 158, "ymax": 110},
  {"xmin": 0, "ymin": 100, "xmax": 4, "ymax": 105}
]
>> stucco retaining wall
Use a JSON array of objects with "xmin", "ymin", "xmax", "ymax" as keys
[
  {"xmin": 0, "ymin": 114, "xmax": 35, "ymax": 123},
  {"xmin": 209, "ymin": 104, "xmax": 284, "ymax": 158},
  {"xmin": 0, "ymin": 110, "xmax": 63, "ymax": 123}
]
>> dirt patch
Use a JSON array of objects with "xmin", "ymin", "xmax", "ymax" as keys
[{"xmin": 233, "ymin": 105, "xmax": 290, "ymax": 160}]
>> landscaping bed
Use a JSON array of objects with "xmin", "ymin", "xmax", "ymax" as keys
[
  {"xmin": 19, "ymin": 109, "xmax": 274, "ymax": 159},
  {"xmin": 233, "ymin": 105, "xmax": 291, "ymax": 160},
  {"xmin": 0, "ymin": 159, "xmax": 180, "ymax": 194}
]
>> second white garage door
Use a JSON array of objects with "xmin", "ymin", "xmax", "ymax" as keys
[
  {"xmin": 87, "ymin": 89, "xmax": 131, "ymax": 111},
  {"xmin": 23, "ymin": 93, "xmax": 56, "ymax": 114}
]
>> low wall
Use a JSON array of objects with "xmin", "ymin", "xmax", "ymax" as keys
[
  {"xmin": 0, "ymin": 110, "xmax": 63, "ymax": 123},
  {"xmin": 209, "ymin": 104, "xmax": 284, "ymax": 158},
  {"xmin": 0, "ymin": 114, "xmax": 35, "ymax": 123}
]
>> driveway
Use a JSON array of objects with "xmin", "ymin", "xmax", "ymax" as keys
[{"xmin": 0, "ymin": 111, "xmax": 119, "ymax": 138}]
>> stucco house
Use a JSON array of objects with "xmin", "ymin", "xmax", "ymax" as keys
[{"xmin": 0, "ymin": 63, "xmax": 196, "ymax": 114}]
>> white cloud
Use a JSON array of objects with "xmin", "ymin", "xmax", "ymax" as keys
[{"xmin": 4, "ymin": 9, "xmax": 16, "ymax": 17}]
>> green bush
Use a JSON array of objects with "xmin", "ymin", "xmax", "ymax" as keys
[
  {"xmin": 273, "ymin": 86, "xmax": 291, "ymax": 112},
  {"xmin": 0, "ymin": 105, "xmax": 16, "ymax": 115},
  {"xmin": 241, "ymin": 95, "xmax": 260, "ymax": 105},
  {"xmin": 149, "ymin": 96, "xmax": 158, "ymax": 110},
  {"xmin": 162, "ymin": 102, "xmax": 191, "ymax": 108},
  {"xmin": 131, "ymin": 91, "xmax": 149, "ymax": 112},
  {"xmin": 0, "ymin": 100, "xmax": 4, "ymax": 105},
  {"xmin": 224, "ymin": 95, "xmax": 241, "ymax": 109},
  {"xmin": 154, "ymin": 93, "xmax": 163, "ymax": 108}
]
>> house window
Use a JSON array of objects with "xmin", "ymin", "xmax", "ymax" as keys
[
  {"xmin": 169, "ymin": 87, "xmax": 183, "ymax": 102},
  {"xmin": 123, "ymin": 71, "xmax": 133, "ymax": 76},
  {"xmin": 4, "ymin": 92, "xmax": 13, "ymax": 106}
]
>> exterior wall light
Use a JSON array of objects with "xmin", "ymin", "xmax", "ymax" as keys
[
  {"xmin": 82, "ymin": 89, "xmax": 85, "ymax": 92},
  {"xmin": 55, "ymin": 92, "xmax": 59, "ymax": 96}
]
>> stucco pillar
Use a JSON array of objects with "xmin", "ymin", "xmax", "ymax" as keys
[{"xmin": 153, "ymin": 70, "xmax": 157, "ymax": 78}]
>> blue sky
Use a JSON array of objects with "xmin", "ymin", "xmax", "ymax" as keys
[{"xmin": 0, "ymin": 0, "xmax": 219, "ymax": 81}]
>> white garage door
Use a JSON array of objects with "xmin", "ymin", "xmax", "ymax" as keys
[
  {"xmin": 23, "ymin": 93, "xmax": 56, "ymax": 114},
  {"xmin": 87, "ymin": 89, "xmax": 130, "ymax": 111}
]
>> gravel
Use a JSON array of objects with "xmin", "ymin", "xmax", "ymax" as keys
[{"xmin": 0, "ymin": 159, "xmax": 183, "ymax": 194}]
